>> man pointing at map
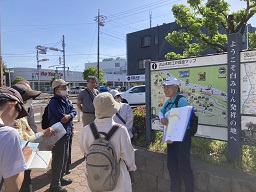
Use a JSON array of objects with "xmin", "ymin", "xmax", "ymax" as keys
[{"xmin": 159, "ymin": 76, "xmax": 194, "ymax": 192}]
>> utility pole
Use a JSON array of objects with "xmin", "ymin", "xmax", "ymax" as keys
[
  {"xmin": 62, "ymin": 35, "xmax": 66, "ymax": 81},
  {"xmin": 149, "ymin": 10, "xmax": 152, "ymax": 28},
  {"xmin": 36, "ymin": 50, "xmax": 40, "ymax": 91},
  {"xmin": 0, "ymin": 18, "xmax": 3, "ymax": 87},
  {"xmin": 95, "ymin": 9, "xmax": 106, "ymax": 87}
]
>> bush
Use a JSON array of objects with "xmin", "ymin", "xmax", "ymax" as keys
[
  {"xmin": 133, "ymin": 105, "xmax": 147, "ymax": 146},
  {"xmin": 132, "ymin": 105, "xmax": 256, "ymax": 174}
]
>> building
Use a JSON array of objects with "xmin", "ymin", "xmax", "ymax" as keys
[
  {"xmin": 85, "ymin": 57, "xmax": 127, "ymax": 75},
  {"xmin": 126, "ymin": 22, "xmax": 256, "ymax": 75},
  {"xmin": 6, "ymin": 67, "xmax": 145, "ymax": 92}
]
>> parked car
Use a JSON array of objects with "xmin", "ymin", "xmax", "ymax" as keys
[
  {"xmin": 120, "ymin": 85, "xmax": 145, "ymax": 105},
  {"xmin": 99, "ymin": 86, "xmax": 110, "ymax": 92}
]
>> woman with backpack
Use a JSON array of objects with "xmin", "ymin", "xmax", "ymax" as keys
[{"xmin": 80, "ymin": 92, "xmax": 137, "ymax": 192}]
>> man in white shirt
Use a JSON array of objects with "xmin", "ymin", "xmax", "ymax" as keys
[{"xmin": 0, "ymin": 87, "xmax": 31, "ymax": 192}]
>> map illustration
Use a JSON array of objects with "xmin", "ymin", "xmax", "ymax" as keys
[
  {"xmin": 151, "ymin": 65, "xmax": 228, "ymax": 128},
  {"xmin": 240, "ymin": 63, "xmax": 256, "ymax": 115}
]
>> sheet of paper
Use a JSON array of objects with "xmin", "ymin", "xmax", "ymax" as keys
[
  {"xmin": 38, "ymin": 122, "xmax": 66, "ymax": 151},
  {"xmin": 164, "ymin": 106, "xmax": 193, "ymax": 142},
  {"xmin": 27, "ymin": 151, "xmax": 52, "ymax": 171},
  {"xmin": 21, "ymin": 140, "xmax": 39, "ymax": 152}
]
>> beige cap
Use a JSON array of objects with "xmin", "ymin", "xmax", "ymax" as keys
[
  {"xmin": 52, "ymin": 79, "xmax": 69, "ymax": 89},
  {"xmin": 93, "ymin": 92, "xmax": 121, "ymax": 119}
]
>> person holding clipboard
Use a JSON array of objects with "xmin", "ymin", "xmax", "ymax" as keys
[
  {"xmin": 0, "ymin": 87, "xmax": 32, "ymax": 192},
  {"xmin": 159, "ymin": 77, "xmax": 194, "ymax": 192}
]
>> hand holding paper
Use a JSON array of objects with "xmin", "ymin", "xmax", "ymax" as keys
[{"xmin": 38, "ymin": 122, "xmax": 66, "ymax": 151}]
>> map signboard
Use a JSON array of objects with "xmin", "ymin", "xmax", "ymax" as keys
[
  {"xmin": 240, "ymin": 50, "xmax": 256, "ymax": 145},
  {"xmin": 150, "ymin": 54, "xmax": 228, "ymax": 141}
]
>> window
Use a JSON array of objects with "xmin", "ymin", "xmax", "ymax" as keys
[
  {"xmin": 138, "ymin": 59, "xmax": 151, "ymax": 69},
  {"xmin": 115, "ymin": 63, "xmax": 120, "ymax": 67},
  {"xmin": 140, "ymin": 36, "xmax": 151, "ymax": 47},
  {"xmin": 131, "ymin": 86, "xmax": 145, "ymax": 93}
]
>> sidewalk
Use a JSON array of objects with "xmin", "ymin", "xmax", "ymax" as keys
[
  {"xmin": 31, "ymin": 120, "xmax": 86, "ymax": 192},
  {"xmin": 31, "ymin": 120, "xmax": 145, "ymax": 192}
]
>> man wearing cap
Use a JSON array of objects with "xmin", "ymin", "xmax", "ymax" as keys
[
  {"xmin": 77, "ymin": 76, "xmax": 99, "ymax": 126},
  {"xmin": 159, "ymin": 76, "xmax": 194, "ymax": 192},
  {"xmin": 80, "ymin": 92, "xmax": 136, "ymax": 192},
  {"xmin": 0, "ymin": 87, "xmax": 31, "ymax": 192},
  {"xmin": 49, "ymin": 79, "xmax": 77, "ymax": 192},
  {"xmin": 109, "ymin": 89, "xmax": 134, "ymax": 138}
]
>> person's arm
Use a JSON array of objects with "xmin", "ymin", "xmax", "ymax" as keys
[
  {"xmin": 27, "ymin": 107, "xmax": 38, "ymax": 133},
  {"xmin": 159, "ymin": 101, "xmax": 168, "ymax": 125},
  {"xmin": 48, "ymin": 98, "xmax": 65, "ymax": 122},
  {"xmin": 76, "ymin": 100, "xmax": 83, "ymax": 112},
  {"xmin": 120, "ymin": 127, "xmax": 137, "ymax": 171},
  {"xmin": 4, "ymin": 172, "xmax": 24, "ymax": 192},
  {"xmin": 125, "ymin": 105, "xmax": 134, "ymax": 129}
]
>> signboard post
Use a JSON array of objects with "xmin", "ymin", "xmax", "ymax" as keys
[{"xmin": 227, "ymin": 33, "xmax": 242, "ymax": 162}]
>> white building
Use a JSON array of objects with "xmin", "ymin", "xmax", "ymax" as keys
[
  {"xmin": 6, "ymin": 67, "xmax": 145, "ymax": 92},
  {"xmin": 85, "ymin": 58, "xmax": 127, "ymax": 75}
]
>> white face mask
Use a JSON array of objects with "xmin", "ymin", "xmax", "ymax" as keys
[
  {"xmin": 60, "ymin": 90, "xmax": 68, "ymax": 97},
  {"xmin": 115, "ymin": 98, "xmax": 121, "ymax": 103}
]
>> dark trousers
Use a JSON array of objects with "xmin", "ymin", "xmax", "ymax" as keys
[
  {"xmin": 50, "ymin": 135, "xmax": 70, "ymax": 188},
  {"xmin": 167, "ymin": 133, "xmax": 194, "ymax": 192},
  {"xmin": 66, "ymin": 133, "xmax": 73, "ymax": 172},
  {"xmin": 19, "ymin": 170, "xmax": 31, "ymax": 192}
]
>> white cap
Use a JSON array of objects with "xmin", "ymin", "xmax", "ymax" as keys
[
  {"xmin": 162, "ymin": 76, "xmax": 179, "ymax": 86},
  {"xmin": 109, "ymin": 89, "xmax": 121, "ymax": 97}
]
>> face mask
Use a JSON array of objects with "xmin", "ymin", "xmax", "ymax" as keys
[
  {"xmin": 115, "ymin": 98, "xmax": 121, "ymax": 103},
  {"xmin": 60, "ymin": 90, "xmax": 68, "ymax": 97}
]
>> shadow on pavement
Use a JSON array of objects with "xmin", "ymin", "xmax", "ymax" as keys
[
  {"xmin": 32, "ymin": 169, "xmax": 51, "ymax": 192},
  {"xmin": 70, "ymin": 157, "xmax": 85, "ymax": 170}
]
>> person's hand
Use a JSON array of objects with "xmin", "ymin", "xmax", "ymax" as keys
[
  {"xmin": 166, "ymin": 140, "xmax": 173, "ymax": 144},
  {"xmin": 22, "ymin": 146, "xmax": 32, "ymax": 162},
  {"xmin": 160, "ymin": 118, "xmax": 168, "ymax": 125},
  {"xmin": 61, "ymin": 114, "xmax": 71, "ymax": 124},
  {"xmin": 42, "ymin": 127, "xmax": 57, "ymax": 137}
]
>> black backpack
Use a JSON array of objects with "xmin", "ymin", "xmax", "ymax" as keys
[
  {"xmin": 166, "ymin": 94, "xmax": 198, "ymax": 136},
  {"xmin": 41, "ymin": 97, "xmax": 62, "ymax": 130}
]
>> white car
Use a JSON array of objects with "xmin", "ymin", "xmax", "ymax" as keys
[{"xmin": 120, "ymin": 85, "xmax": 145, "ymax": 105}]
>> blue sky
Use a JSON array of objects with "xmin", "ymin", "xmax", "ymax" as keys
[{"xmin": 0, "ymin": 0, "xmax": 254, "ymax": 72}]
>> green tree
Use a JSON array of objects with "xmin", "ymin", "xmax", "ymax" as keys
[
  {"xmin": 12, "ymin": 76, "xmax": 26, "ymax": 85},
  {"xmin": 165, "ymin": 0, "xmax": 256, "ymax": 59},
  {"xmin": 82, "ymin": 66, "xmax": 106, "ymax": 84}
]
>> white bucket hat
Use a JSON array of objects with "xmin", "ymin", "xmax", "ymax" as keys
[
  {"xmin": 109, "ymin": 89, "xmax": 121, "ymax": 98},
  {"xmin": 93, "ymin": 92, "xmax": 121, "ymax": 119},
  {"xmin": 162, "ymin": 76, "xmax": 180, "ymax": 86}
]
